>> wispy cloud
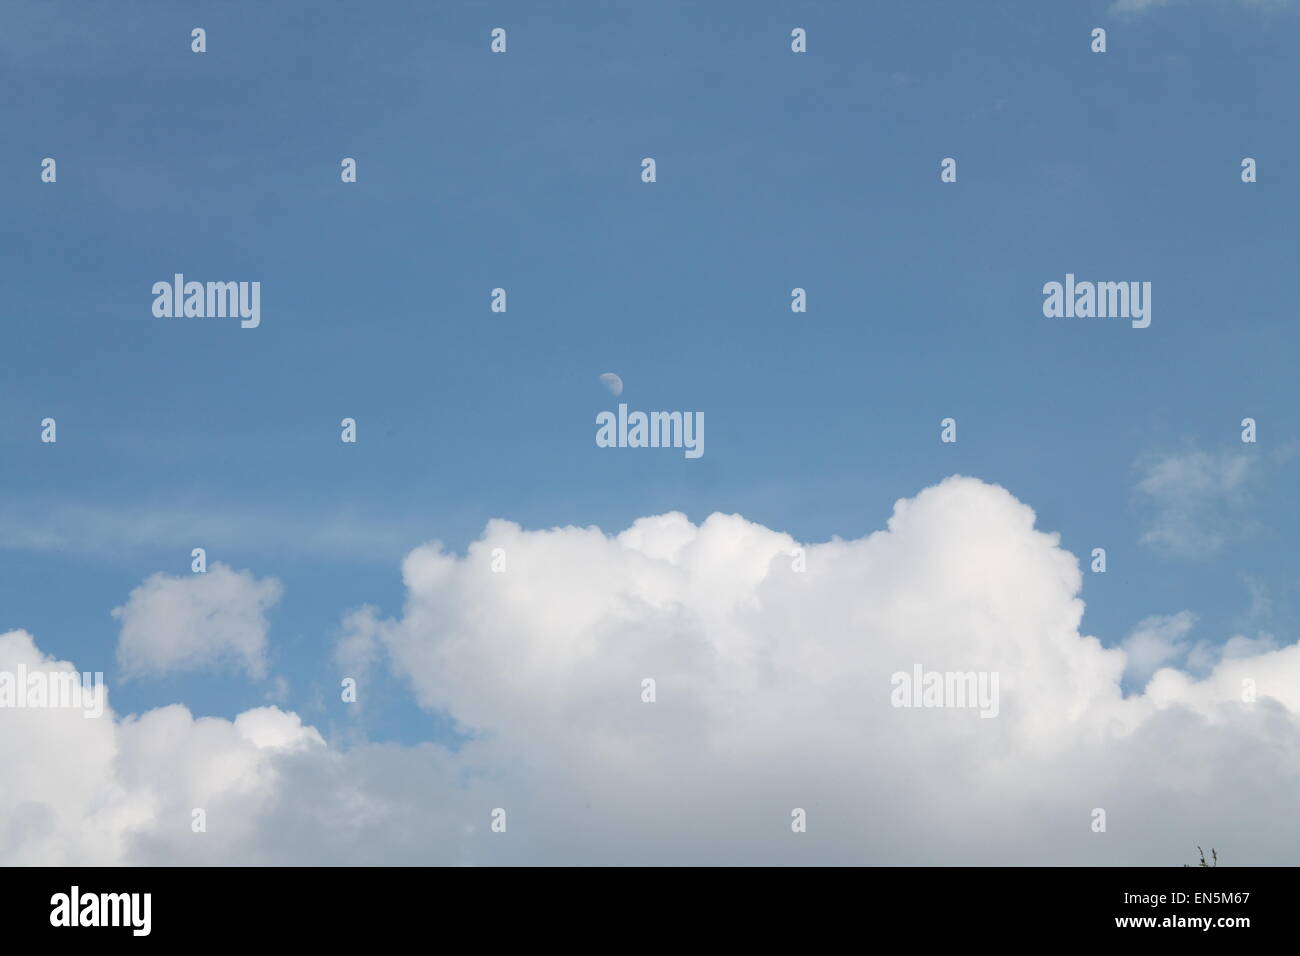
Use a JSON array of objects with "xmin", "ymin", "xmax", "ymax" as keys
[
  {"xmin": 1122, "ymin": 611, "xmax": 1198, "ymax": 685},
  {"xmin": 1110, "ymin": 0, "xmax": 1175, "ymax": 12},
  {"xmin": 1133, "ymin": 448, "xmax": 1255, "ymax": 557},
  {"xmin": 1111, "ymin": 0, "xmax": 1287, "ymax": 13},
  {"xmin": 0, "ymin": 499, "xmax": 416, "ymax": 564}
]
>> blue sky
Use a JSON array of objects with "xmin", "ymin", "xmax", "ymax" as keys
[{"xmin": 2, "ymin": 0, "xmax": 1296, "ymax": 749}]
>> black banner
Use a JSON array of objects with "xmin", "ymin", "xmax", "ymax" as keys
[{"xmin": 3, "ymin": 866, "xmax": 1290, "ymax": 942}]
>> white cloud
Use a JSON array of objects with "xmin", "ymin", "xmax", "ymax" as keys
[
  {"xmin": 4, "ymin": 476, "xmax": 1299, "ymax": 864},
  {"xmin": 0, "ymin": 628, "xmax": 315, "ymax": 864},
  {"xmin": 112, "ymin": 563, "xmax": 283, "ymax": 680},
  {"xmin": 0, "ymin": 627, "xmax": 483, "ymax": 866}
]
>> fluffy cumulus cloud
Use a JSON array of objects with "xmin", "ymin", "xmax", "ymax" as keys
[
  {"xmin": 112, "ymin": 563, "xmax": 283, "ymax": 680},
  {"xmin": 0, "ymin": 628, "xmax": 321, "ymax": 864},
  {"xmin": 4, "ymin": 476, "xmax": 1299, "ymax": 865}
]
